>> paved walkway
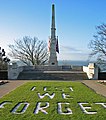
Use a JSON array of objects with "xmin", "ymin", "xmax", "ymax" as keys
[
  {"xmin": 0, "ymin": 80, "xmax": 106, "ymax": 98},
  {"xmin": 82, "ymin": 80, "xmax": 106, "ymax": 97},
  {"xmin": 0, "ymin": 80, "xmax": 26, "ymax": 98}
]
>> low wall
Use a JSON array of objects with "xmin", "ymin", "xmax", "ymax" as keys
[
  {"xmin": 72, "ymin": 66, "xmax": 82, "ymax": 71},
  {"xmin": 8, "ymin": 62, "xmax": 97, "ymax": 80},
  {"xmin": 98, "ymin": 72, "xmax": 106, "ymax": 80},
  {"xmin": 0, "ymin": 70, "xmax": 8, "ymax": 80},
  {"xmin": 8, "ymin": 63, "xmax": 82, "ymax": 80},
  {"xmin": 23, "ymin": 65, "xmax": 63, "ymax": 71},
  {"xmin": 8, "ymin": 63, "xmax": 72, "ymax": 80}
]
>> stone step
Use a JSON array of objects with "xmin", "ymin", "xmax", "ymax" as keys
[
  {"xmin": 17, "ymin": 71, "xmax": 88, "ymax": 80},
  {"xmin": 22, "ymin": 65, "xmax": 83, "ymax": 71}
]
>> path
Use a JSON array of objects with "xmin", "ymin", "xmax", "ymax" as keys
[
  {"xmin": 0, "ymin": 80, "xmax": 26, "ymax": 98},
  {"xmin": 82, "ymin": 80, "xmax": 106, "ymax": 97}
]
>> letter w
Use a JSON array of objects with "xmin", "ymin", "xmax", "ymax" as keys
[{"xmin": 38, "ymin": 93, "xmax": 55, "ymax": 99}]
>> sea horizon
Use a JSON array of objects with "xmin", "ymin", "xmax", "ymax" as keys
[
  {"xmin": 13, "ymin": 60, "xmax": 95, "ymax": 66},
  {"xmin": 58, "ymin": 60, "xmax": 95, "ymax": 66}
]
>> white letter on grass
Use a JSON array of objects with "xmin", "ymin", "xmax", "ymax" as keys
[
  {"xmin": 70, "ymin": 87, "xmax": 74, "ymax": 91},
  {"xmin": 38, "ymin": 93, "xmax": 55, "ymax": 99},
  {"xmin": 62, "ymin": 93, "xmax": 73, "ymax": 99},
  {"xmin": 43, "ymin": 87, "xmax": 47, "ymax": 91},
  {"xmin": 78, "ymin": 103, "xmax": 97, "ymax": 114},
  {"xmin": 58, "ymin": 103, "xmax": 72, "ymax": 115},
  {"xmin": 11, "ymin": 102, "xmax": 29, "ymax": 114},
  {"xmin": 95, "ymin": 103, "xmax": 106, "ymax": 108},
  {"xmin": 34, "ymin": 102, "xmax": 49, "ymax": 114},
  {"xmin": 31, "ymin": 86, "xmax": 36, "ymax": 91},
  {"xmin": 0, "ymin": 101, "xmax": 12, "ymax": 108}
]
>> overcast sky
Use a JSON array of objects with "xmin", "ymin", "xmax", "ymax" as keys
[{"xmin": 0, "ymin": 0, "xmax": 106, "ymax": 61}]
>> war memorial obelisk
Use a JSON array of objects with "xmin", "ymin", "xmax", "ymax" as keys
[{"xmin": 48, "ymin": 4, "xmax": 58, "ymax": 66}]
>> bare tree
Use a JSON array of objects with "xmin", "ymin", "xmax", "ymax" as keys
[
  {"xmin": 89, "ymin": 23, "xmax": 106, "ymax": 69},
  {"xmin": 9, "ymin": 36, "xmax": 48, "ymax": 65}
]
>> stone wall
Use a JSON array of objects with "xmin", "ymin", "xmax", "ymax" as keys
[
  {"xmin": 0, "ymin": 70, "xmax": 8, "ymax": 80},
  {"xmin": 98, "ymin": 72, "xmax": 106, "ymax": 80},
  {"xmin": 8, "ymin": 63, "xmax": 72, "ymax": 80},
  {"xmin": 8, "ymin": 62, "xmax": 99, "ymax": 80},
  {"xmin": 8, "ymin": 63, "xmax": 23, "ymax": 80}
]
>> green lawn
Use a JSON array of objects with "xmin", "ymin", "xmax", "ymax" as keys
[{"xmin": 0, "ymin": 81, "xmax": 106, "ymax": 120}]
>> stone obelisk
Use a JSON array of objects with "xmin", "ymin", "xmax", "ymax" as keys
[{"xmin": 48, "ymin": 4, "xmax": 58, "ymax": 66}]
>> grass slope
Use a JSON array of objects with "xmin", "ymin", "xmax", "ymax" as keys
[{"xmin": 0, "ymin": 81, "xmax": 106, "ymax": 120}]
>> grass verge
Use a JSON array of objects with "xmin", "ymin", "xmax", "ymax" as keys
[{"xmin": 0, "ymin": 81, "xmax": 106, "ymax": 120}]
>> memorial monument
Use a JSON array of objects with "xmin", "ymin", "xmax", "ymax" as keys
[
  {"xmin": 48, "ymin": 4, "xmax": 59, "ymax": 66},
  {"xmin": 8, "ymin": 4, "xmax": 96, "ymax": 80}
]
